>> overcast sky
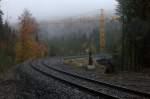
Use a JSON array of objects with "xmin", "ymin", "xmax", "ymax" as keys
[{"xmin": 2, "ymin": 0, "xmax": 118, "ymax": 23}]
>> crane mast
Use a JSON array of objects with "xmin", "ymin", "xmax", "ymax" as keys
[{"xmin": 99, "ymin": 9, "xmax": 105, "ymax": 51}]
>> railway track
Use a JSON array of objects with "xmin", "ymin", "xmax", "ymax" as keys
[{"xmin": 28, "ymin": 59, "xmax": 150, "ymax": 99}]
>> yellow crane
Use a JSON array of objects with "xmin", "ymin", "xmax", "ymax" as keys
[
  {"xmin": 99, "ymin": 9, "xmax": 120, "ymax": 52},
  {"xmin": 111, "ymin": 16, "xmax": 120, "ymax": 22},
  {"xmin": 99, "ymin": 9, "xmax": 105, "ymax": 51}
]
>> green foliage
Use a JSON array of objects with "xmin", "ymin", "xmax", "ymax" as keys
[
  {"xmin": 0, "ymin": 0, "xmax": 17, "ymax": 74},
  {"xmin": 0, "ymin": 53, "xmax": 14, "ymax": 74},
  {"xmin": 47, "ymin": 22, "xmax": 122, "ymax": 57},
  {"xmin": 0, "ymin": 1, "xmax": 3, "ymax": 40},
  {"xmin": 47, "ymin": 32, "xmax": 94, "ymax": 56},
  {"xmin": 116, "ymin": 0, "xmax": 150, "ymax": 71}
]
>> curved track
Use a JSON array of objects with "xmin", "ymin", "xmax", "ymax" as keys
[{"xmin": 28, "ymin": 58, "xmax": 150, "ymax": 99}]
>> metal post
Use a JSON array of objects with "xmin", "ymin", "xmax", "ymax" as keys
[{"xmin": 99, "ymin": 9, "xmax": 105, "ymax": 52}]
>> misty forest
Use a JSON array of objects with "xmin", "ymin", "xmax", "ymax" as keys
[
  {"xmin": 1, "ymin": 0, "xmax": 150, "ymax": 73},
  {"xmin": 0, "ymin": 0, "xmax": 150, "ymax": 98}
]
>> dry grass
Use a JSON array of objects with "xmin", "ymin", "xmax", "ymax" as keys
[
  {"xmin": 64, "ymin": 58, "xmax": 88, "ymax": 67},
  {"xmin": 64, "ymin": 58, "xmax": 105, "ymax": 69}
]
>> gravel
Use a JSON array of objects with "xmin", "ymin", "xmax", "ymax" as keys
[
  {"xmin": 1, "ymin": 57, "xmax": 149, "ymax": 99},
  {"xmin": 44, "ymin": 58, "xmax": 150, "ymax": 94},
  {"xmin": 15, "ymin": 60, "xmax": 104, "ymax": 99}
]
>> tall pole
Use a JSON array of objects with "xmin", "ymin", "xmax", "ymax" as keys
[
  {"xmin": 99, "ymin": 9, "xmax": 105, "ymax": 52},
  {"xmin": 121, "ymin": 15, "xmax": 125, "ymax": 71}
]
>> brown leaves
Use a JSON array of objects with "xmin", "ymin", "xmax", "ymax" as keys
[{"xmin": 15, "ymin": 10, "xmax": 48, "ymax": 63}]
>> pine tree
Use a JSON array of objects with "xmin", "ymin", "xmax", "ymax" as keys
[
  {"xmin": 0, "ymin": 0, "xmax": 4, "ymax": 51},
  {"xmin": 116, "ymin": 0, "xmax": 150, "ymax": 71}
]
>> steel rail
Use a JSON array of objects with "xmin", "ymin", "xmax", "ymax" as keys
[
  {"xmin": 29, "ymin": 60, "xmax": 116, "ymax": 99},
  {"xmin": 41, "ymin": 60, "xmax": 150, "ymax": 99}
]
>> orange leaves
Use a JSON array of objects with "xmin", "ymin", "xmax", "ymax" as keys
[
  {"xmin": 39, "ymin": 43, "xmax": 48, "ymax": 56},
  {"xmin": 15, "ymin": 10, "xmax": 48, "ymax": 63},
  {"xmin": 15, "ymin": 36, "xmax": 48, "ymax": 62},
  {"xmin": 0, "ymin": 41, "xmax": 7, "ymax": 50},
  {"xmin": 19, "ymin": 10, "xmax": 37, "ymax": 40}
]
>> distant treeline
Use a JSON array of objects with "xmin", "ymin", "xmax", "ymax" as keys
[{"xmin": 46, "ymin": 19, "xmax": 122, "ymax": 57}]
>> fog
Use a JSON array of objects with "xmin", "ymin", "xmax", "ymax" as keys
[{"xmin": 2, "ymin": 0, "xmax": 118, "ymax": 23}]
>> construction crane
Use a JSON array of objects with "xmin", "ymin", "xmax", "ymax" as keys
[
  {"xmin": 99, "ymin": 9, "xmax": 105, "ymax": 52},
  {"xmin": 111, "ymin": 16, "xmax": 120, "ymax": 22}
]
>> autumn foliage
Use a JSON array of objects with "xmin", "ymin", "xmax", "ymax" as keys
[{"xmin": 15, "ymin": 10, "xmax": 48, "ymax": 62}]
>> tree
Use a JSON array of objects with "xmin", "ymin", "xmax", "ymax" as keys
[
  {"xmin": 15, "ymin": 10, "xmax": 48, "ymax": 62},
  {"xmin": 116, "ymin": 0, "xmax": 150, "ymax": 71},
  {"xmin": 0, "ymin": 0, "xmax": 4, "ymax": 51},
  {"xmin": 0, "ymin": 0, "xmax": 17, "ymax": 72}
]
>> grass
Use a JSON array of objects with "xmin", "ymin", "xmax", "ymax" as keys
[
  {"xmin": 64, "ymin": 58, "xmax": 87, "ymax": 67},
  {"xmin": 0, "ymin": 53, "xmax": 15, "ymax": 78}
]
